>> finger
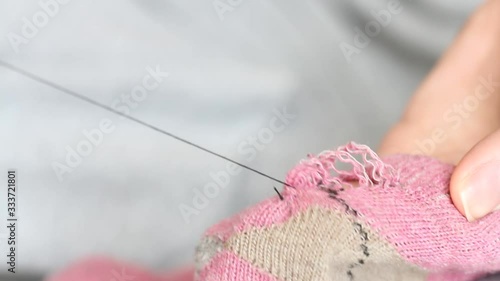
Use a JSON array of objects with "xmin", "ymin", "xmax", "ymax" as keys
[
  {"xmin": 450, "ymin": 129, "xmax": 500, "ymax": 221},
  {"xmin": 378, "ymin": 0, "xmax": 500, "ymax": 164}
]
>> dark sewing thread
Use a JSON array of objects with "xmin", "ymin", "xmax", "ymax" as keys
[
  {"xmin": 0, "ymin": 61, "xmax": 293, "ymax": 191},
  {"xmin": 273, "ymin": 187, "xmax": 284, "ymax": 200},
  {"xmin": 325, "ymin": 187, "xmax": 370, "ymax": 281}
]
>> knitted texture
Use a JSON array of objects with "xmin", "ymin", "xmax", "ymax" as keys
[{"xmin": 194, "ymin": 142, "xmax": 500, "ymax": 281}]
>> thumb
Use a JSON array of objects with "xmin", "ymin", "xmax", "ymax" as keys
[{"xmin": 451, "ymin": 129, "xmax": 500, "ymax": 221}]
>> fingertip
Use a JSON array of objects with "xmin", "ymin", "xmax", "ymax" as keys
[
  {"xmin": 450, "ymin": 130, "xmax": 500, "ymax": 221},
  {"xmin": 450, "ymin": 167, "xmax": 468, "ymax": 220}
]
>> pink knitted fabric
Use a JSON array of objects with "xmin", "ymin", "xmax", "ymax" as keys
[
  {"xmin": 195, "ymin": 142, "xmax": 500, "ymax": 281},
  {"xmin": 47, "ymin": 257, "xmax": 194, "ymax": 281}
]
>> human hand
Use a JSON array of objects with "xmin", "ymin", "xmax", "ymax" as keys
[{"xmin": 378, "ymin": 0, "xmax": 500, "ymax": 222}]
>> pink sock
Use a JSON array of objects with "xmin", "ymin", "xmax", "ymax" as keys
[
  {"xmin": 47, "ymin": 257, "xmax": 194, "ymax": 281},
  {"xmin": 194, "ymin": 142, "xmax": 500, "ymax": 281}
]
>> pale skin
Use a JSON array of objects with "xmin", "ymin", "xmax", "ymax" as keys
[{"xmin": 378, "ymin": 0, "xmax": 500, "ymax": 222}]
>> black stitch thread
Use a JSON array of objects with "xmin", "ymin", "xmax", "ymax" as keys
[
  {"xmin": 324, "ymin": 187, "xmax": 370, "ymax": 280},
  {"xmin": 273, "ymin": 187, "xmax": 284, "ymax": 200},
  {"xmin": 328, "ymin": 193, "xmax": 358, "ymax": 218},
  {"xmin": 354, "ymin": 223, "xmax": 369, "ymax": 242},
  {"xmin": 0, "ymin": 61, "xmax": 295, "ymax": 191},
  {"xmin": 360, "ymin": 244, "xmax": 370, "ymax": 257}
]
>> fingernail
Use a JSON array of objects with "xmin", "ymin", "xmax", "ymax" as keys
[{"xmin": 460, "ymin": 161, "xmax": 500, "ymax": 221}]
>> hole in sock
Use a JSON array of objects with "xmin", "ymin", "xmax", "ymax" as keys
[{"xmin": 285, "ymin": 142, "xmax": 399, "ymax": 190}]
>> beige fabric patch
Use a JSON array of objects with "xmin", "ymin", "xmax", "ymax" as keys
[
  {"xmin": 226, "ymin": 206, "xmax": 427, "ymax": 281},
  {"xmin": 195, "ymin": 236, "xmax": 224, "ymax": 277}
]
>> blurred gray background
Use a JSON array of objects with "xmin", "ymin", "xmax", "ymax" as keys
[{"xmin": 0, "ymin": 0, "xmax": 484, "ymax": 280}]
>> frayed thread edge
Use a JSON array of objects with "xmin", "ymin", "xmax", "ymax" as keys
[{"xmin": 285, "ymin": 142, "xmax": 400, "ymax": 190}]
